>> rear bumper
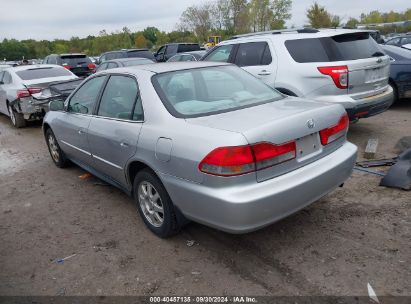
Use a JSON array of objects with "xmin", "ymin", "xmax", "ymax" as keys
[
  {"xmin": 346, "ymin": 86, "xmax": 394, "ymax": 121},
  {"xmin": 312, "ymin": 86, "xmax": 394, "ymax": 121},
  {"xmin": 160, "ymin": 142, "xmax": 357, "ymax": 234},
  {"xmin": 12, "ymin": 98, "xmax": 49, "ymax": 120}
]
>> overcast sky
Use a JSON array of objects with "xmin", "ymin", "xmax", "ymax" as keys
[{"xmin": 0, "ymin": 0, "xmax": 409, "ymax": 41}]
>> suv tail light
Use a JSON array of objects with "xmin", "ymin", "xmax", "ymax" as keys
[
  {"xmin": 62, "ymin": 63, "xmax": 72, "ymax": 70},
  {"xmin": 17, "ymin": 87, "xmax": 42, "ymax": 98},
  {"xmin": 319, "ymin": 113, "xmax": 349, "ymax": 145},
  {"xmin": 199, "ymin": 141, "xmax": 296, "ymax": 177},
  {"xmin": 318, "ymin": 65, "xmax": 348, "ymax": 89},
  {"xmin": 87, "ymin": 63, "xmax": 96, "ymax": 70}
]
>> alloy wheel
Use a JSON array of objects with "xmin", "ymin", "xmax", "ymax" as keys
[{"xmin": 138, "ymin": 181, "xmax": 164, "ymax": 227}]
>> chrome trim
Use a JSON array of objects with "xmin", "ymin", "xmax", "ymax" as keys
[
  {"xmin": 61, "ymin": 140, "xmax": 91, "ymax": 156},
  {"xmin": 93, "ymin": 154, "xmax": 123, "ymax": 170}
]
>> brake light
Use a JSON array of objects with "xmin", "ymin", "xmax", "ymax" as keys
[
  {"xmin": 87, "ymin": 63, "xmax": 96, "ymax": 70},
  {"xmin": 199, "ymin": 141, "xmax": 296, "ymax": 176},
  {"xmin": 319, "ymin": 113, "xmax": 349, "ymax": 145},
  {"xmin": 318, "ymin": 65, "xmax": 348, "ymax": 89},
  {"xmin": 62, "ymin": 63, "xmax": 72, "ymax": 70},
  {"xmin": 17, "ymin": 87, "xmax": 42, "ymax": 98}
]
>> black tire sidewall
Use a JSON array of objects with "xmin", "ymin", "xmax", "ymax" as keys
[
  {"xmin": 133, "ymin": 169, "xmax": 179, "ymax": 238},
  {"xmin": 45, "ymin": 128, "xmax": 67, "ymax": 168}
]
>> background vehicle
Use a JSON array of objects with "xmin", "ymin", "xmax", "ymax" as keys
[
  {"xmin": 98, "ymin": 49, "xmax": 155, "ymax": 64},
  {"xmin": 0, "ymin": 65, "xmax": 77, "ymax": 127},
  {"xmin": 43, "ymin": 62, "xmax": 357, "ymax": 238},
  {"xmin": 43, "ymin": 54, "xmax": 96, "ymax": 77},
  {"xmin": 154, "ymin": 43, "xmax": 201, "ymax": 62},
  {"xmin": 205, "ymin": 35, "xmax": 222, "ymax": 49},
  {"xmin": 202, "ymin": 28, "xmax": 393, "ymax": 121},
  {"xmin": 384, "ymin": 35, "xmax": 411, "ymax": 47},
  {"xmin": 382, "ymin": 45, "xmax": 411, "ymax": 102},
  {"xmin": 167, "ymin": 51, "xmax": 207, "ymax": 62},
  {"xmin": 0, "ymin": 64, "xmax": 12, "ymax": 71},
  {"xmin": 95, "ymin": 58, "xmax": 154, "ymax": 72}
]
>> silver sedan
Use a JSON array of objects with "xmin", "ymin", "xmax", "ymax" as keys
[{"xmin": 43, "ymin": 62, "xmax": 357, "ymax": 238}]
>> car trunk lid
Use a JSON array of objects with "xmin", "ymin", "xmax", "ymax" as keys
[{"xmin": 187, "ymin": 97, "xmax": 348, "ymax": 182}]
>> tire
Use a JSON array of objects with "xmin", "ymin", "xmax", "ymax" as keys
[
  {"xmin": 133, "ymin": 169, "xmax": 181, "ymax": 238},
  {"xmin": 7, "ymin": 103, "xmax": 26, "ymax": 128},
  {"xmin": 389, "ymin": 81, "xmax": 399, "ymax": 104},
  {"xmin": 45, "ymin": 128, "xmax": 69, "ymax": 168}
]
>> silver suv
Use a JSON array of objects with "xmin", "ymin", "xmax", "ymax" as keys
[{"xmin": 202, "ymin": 28, "xmax": 394, "ymax": 121}]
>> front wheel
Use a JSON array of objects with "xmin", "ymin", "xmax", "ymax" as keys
[
  {"xmin": 8, "ymin": 103, "xmax": 26, "ymax": 128},
  {"xmin": 45, "ymin": 128, "xmax": 69, "ymax": 168},
  {"xmin": 133, "ymin": 169, "xmax": 181, "ymax": 238}
]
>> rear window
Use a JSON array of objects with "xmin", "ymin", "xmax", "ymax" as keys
[
  {"xmin": 285, "ymin": 32, "xmax": 382, "ymax": 63},
  {"xmin": 122, "ymin": 59, "xmax": 153, "ymax": 66},
  {"xmin": 177, "ymin": 44, "xmax": 200, "ymax": 52},
  {"xmin": 152, "ymin": 65, "xmax": 282, "ymax": 118},
  {"xmin": 127, "ymin": 50, "xmax": 155, "ymax": 60},
  {"xmin": 16, "ymin": 67, "xmax": 73, "ymax": 80},
  {"xmin": 60, "ymin": 55, "xmax": 92, "ymax": 66}
]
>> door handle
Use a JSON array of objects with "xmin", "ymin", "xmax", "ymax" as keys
[
  {"xmin": 120, "ymin": 142, "xmax": 129, "ymax": 148},
  {"xmin": 258, "ymin": 70, "xmax": 271, "ymax": 76},
  {"xmin": 78, "ymin": 129, "xmax": 85, "ymax": 135}
]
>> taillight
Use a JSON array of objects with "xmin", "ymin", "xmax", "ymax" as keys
[
  {"xmin": 62, "ymin": 63, "xmax": 72, "ymax": 70},
  {"xmin": 318, "ymin": 65, "xmax": 348, "ymax": 89},
  {"xmin": 17, "ymin": 87, "xmax": 42, "ymax": 98},
  {"xmin": 199, "ymin": 141, "xmax": 296, "ymax": 177},
  {"xmin": 87, "ymin": 63, "xmax": 96, "ymax": 70},
  {"xmin": 319, "ymin": 113, "xmax": 349, "ymax": 146}
]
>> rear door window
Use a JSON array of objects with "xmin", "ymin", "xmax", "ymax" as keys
[
  {"xmin": 385, "ymin": 38, "xmax": 400, "ymax": 46},
  {"xmin": 203, "ymin": 45, "xmax": 234, "ymax": 63},
  {"xmin": 285, "ymin": 32, "xmax": 382, "ymax": 62},
  {"xmin": 97, "ymin": 75, "xmax": 139, "ymax": 120},
  {"xmin": 234, "ymin": 42, "xmax": 271, "ymax": 67},
  {"xmin": 2, "ymin": 72, "xmax": 12, "ymax": 84}
]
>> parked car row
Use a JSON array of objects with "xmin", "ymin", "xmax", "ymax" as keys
[{"xmin": 1, "ymin": 28, "xmax": 410, "ymax": 238}]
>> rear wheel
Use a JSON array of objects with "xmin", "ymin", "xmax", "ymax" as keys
[
  {"xmin": 7, "ymin": 103, "xmax": 26, "ymax": 128},
  {"xmin": 45, "ymin": 128, "xmax": 69, "ymax": 168},
  {"xmin": 133, "ymin": 169, "xmax": 181, "ymax": 238}
]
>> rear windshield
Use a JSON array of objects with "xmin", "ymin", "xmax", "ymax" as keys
[
  {"xmin": 152, "ymin": 65, "xmax": 283, "ymax": 118},
  {"xmin": 122, "ymin": 59, "xmax": 153, "ymax": 66},
  {"xmin": 60, "ymin": 55, "xmax": 91, "ymax": 65},
  {"xmin": 16, "ymin": 67, "xmax": 73, "ymax": 80},
  {"xmin": 285, "ymin": 32, "xmax": 382, "ymax": 63},
  {"xmin": 177, "ymin": 44, "xmax": 200, "ymax": 52},
  {"xmin": 127, "ymin": 50, "xmax": 155, "ymax": 60}
]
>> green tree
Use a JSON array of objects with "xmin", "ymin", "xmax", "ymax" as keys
[
  {"xmin": 135, "ymin": 34, "xmax": 147, "ymax": 48},
  {"xmin": 270, "ymin": 0, "xmax": 292, "ymax": 29},
  {"xmin": 345, "ymin": 17, "xmax": 359, "ymax": 28},
  {"xmin": 143, "ymin": 27, "xmax": 160, "ymax": 44},
  {"xmin": 306, "ymin": 2, "xmax": 332, "ymax": 28}
]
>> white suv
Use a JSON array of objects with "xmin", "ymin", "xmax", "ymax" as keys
[{"xmin": 202, "ymin": 28, "xmax": 394, "ymax": 121}]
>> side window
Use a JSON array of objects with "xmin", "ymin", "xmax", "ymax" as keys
[
  {"xmin": 157, "ymin": 46, "xmax": 166, "ymax": 55},
  {"xmin": 167, "ymin": 55, "xmax": 180, "ymax": 62},
  {"xmin": 203, "ymin": 45, "xmax": 234, "ymax": 62},
  {"xmin": 262, "ymin": 44, "xmax": 272, "ymax": 65},
  {"xmin": 181, "ymin": 55, "xmax": 195, "ymax": 62},
  {"xmin": 100, "ymin": 55, "xmax": 107, "ymax": 63},
  {"xmin": 96, "ymin": 63, "xmax": 108, "ymax": 72},
  {"xmin": 107, "ymin": 62, "xmax": 118, "ymax": 69},
  {"xmin": 386, "ymin": 38, "xmax": 400, "ymax": 46},
  {"xmin": 234, "ymin": 42, "xmax": 270, "ymax": 67},
  {"xmin": 44, "ymin": 56, "xmax": 49, "ymax": 64},
  {"xmin": 2, "ymin": 72, "xmax": 12, "ymax": 84},
  {"xmin": 68, "ymin": 76, "xmax": 106, "ymax": 114},
  {"xmin": 97, "ymin": 76, "xmax": 139, "ymax": 120},
  {"xmin": 166, "ymin": 44, "xmax": 178, "ymax": 55},
  {"xmin": 402, "ymin": 37, "xmax": 411, "ymax": 45}
]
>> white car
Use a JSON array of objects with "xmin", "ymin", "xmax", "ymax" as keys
[{"xmin": 0, "ymin": 64, "xmax": 78, "ymax": 127}]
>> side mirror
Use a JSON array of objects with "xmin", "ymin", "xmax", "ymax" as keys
[{"xmin": 49, "ymin": 99, "xmax": 65, "ymax": 111}]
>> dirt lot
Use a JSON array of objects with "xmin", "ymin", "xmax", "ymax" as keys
[{"xmin": 0, "ymin": 102, "xmax": 410, "ymax": 297}]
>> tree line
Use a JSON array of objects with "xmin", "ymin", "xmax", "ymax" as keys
[{"xmin": 1, "ymin": 1, "xmax": 410, "ymax": 61}]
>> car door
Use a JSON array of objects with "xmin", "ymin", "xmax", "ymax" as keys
[
  {"xmin": 53, "ymin": 75, "xmax": 107, "ymax": 166},
  {"xmin": 233, "ymin": 41, "xmax": 276, "ymax": 86},
  {"xmin": 87, "ymin": 74, "xmax": 143, "ymax": 187}
]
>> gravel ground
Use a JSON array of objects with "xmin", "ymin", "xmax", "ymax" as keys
[{"xmin": 0, "ymin": 102, "xmax": 410, "ymax": 297}]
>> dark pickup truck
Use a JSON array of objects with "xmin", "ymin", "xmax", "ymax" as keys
[{"xmin": 154, "ymin": 43, "xmax": 201, "ymax": 62}]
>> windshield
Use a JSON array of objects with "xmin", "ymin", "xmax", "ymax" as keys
[{"xmin": 152, "ymin": 65, "xmax": 283, "ymax": 118}]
